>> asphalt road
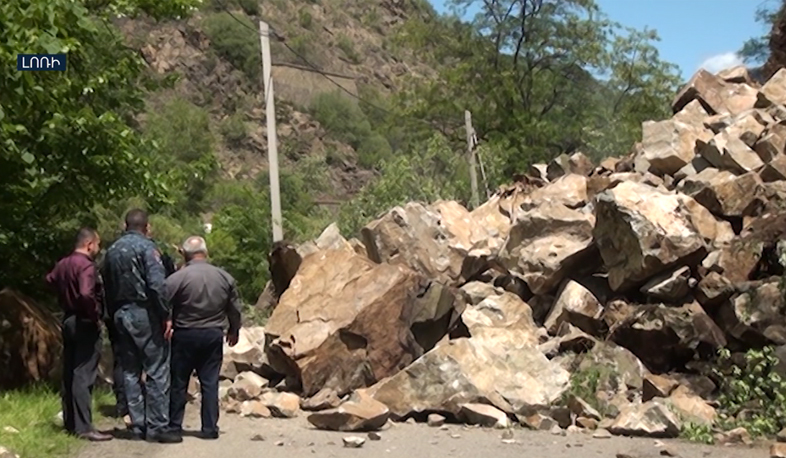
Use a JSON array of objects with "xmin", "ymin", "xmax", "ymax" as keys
[{"xmin": 75, "ymin": 411, "xmax": 766, "ymax": 458}]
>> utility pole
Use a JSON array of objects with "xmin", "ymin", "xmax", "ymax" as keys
[
  {"xmin": 465, "ymin": 110, "xmax": 480, "ymax": 209},
  {"xmin": 259, "ymin": 20, "xmax": 283, "ymax": 242}
]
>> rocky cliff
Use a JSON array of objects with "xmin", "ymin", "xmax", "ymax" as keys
[{"xmin": 122, "ymin": 0, "xmax": 438, "ymax": 200}]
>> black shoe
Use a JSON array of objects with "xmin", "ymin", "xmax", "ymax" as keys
[
  {"xmin": 78, "ymin": 431, "xmax": 114, "ymax": 442},
  {"xmin": 145, "ymin": 431, "xmax": 183, "ymax": 444},
  {"xmin": 200, "ymin": 430, "xmax": 219, "ymax": 440},
  {"xmin": 114, "ymin": 428, "xmax": 144, "ymax": 441}
]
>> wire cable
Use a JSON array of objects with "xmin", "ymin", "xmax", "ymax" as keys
[{"xmin": 213, "ymin": 1, "xmax": 463, "ymax": 133}]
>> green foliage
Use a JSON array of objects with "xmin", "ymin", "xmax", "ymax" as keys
[
  {"xmin": 337, "ymin": 34, "xmax": 361, "ymax": 64},
  {"xmin": 202, "ymin": 11, "xmax": 261, "ymax": 80},
  {"xmin": 714, "ymin": 346, "xmax": 786, "ymax": 438},
  {"xmin": 206, "ymin": 181, "xmax": 271, "ymax": 304},
  {"xmin": 338, "ymin": 133, "xmax": 471, "ymax": 236},
  {"xmin": 298, "ymin": 10, "xmax": 313, "ymax": 29},
  {"xmin": 219, "ymin": 112, "xmax": 249, "ymax": 147},
  {"xmin": 562, "ymin": 365, "xmax": 614, "ymax": 417},
  {"xmin": 0, "ymin": 385, "xmax": 113, "ymax": 458},
  {"xmin": 310, "ymin": 91, "xmax": 393, "ymax": 167},
  {"xmin": 237, "ymin": 0, "xmax": 259, "ymax": 16},
  {"xmin": 740, "ymin": 0, "xmax": 783, "ymax": 65},
  {"xmin": 395, "ymin": 0, "xmax": 680, "ymax": 171},
  {"xmin": 144, "ymin": 97, "xmax": 219, "ymax": 215},
  {"xmin": 681, "ymin": 422, "xmax": 714, "ymax": 444},
  {"xmin": 289, "ymin": 34, "xmax": 314, "ymax": 62},
  {"xmin": 0, "ymin": 0, "xmax": 196, "ymax": 295},
  {"xmin": 145, "ymin": 97, "xmax": 214, "ymax": 163},
  {"xmin": 206, "ymin": 156, "xmax": 330, "ymax": 304}
]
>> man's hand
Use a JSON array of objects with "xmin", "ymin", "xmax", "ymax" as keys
[
  {"xmin": 226, "ymin": 332, "xmax": 238, "ymax": 347},
  {"xmin": 164, "ymin": 319, "xmax": 173, "ymax": 341}
]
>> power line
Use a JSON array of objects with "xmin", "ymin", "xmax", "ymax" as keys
[{"xmin": 213, "ymin": 1, "xmax": 463, "ymax": 134}]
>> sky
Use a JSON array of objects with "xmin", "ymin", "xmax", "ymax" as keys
[{"xmin": 428, "ymin": 0, "xmax": 772, "ymax": 80}]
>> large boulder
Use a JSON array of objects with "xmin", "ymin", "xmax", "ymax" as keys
[
  {"xmin": 543, "ymin": 280, "xmax": 604, "ymax": 336},
  {"xmin": 609, "ymin": 302, "xmax": 727, "ymax": 373},
  {"xmin": 718, "ymin": 66, "xmax": 756, "ymax": 85},
  {"xmin": 640, "ymin": 119, "xmax": 712, "ymax": 176},
  {"xmin": 714, "ymin": 281, "xmax": 786, "ymax": 347},
  {"xmin": 575, "ymin": 341, "xmax": 648, "ymax": 402},
  {"xmin": 680, "ymin": 170, "xmax": 767, "ymax": 218},
  {"xmin": 673, "ymin": 70, "xmax": 757, "ymax": 116},
  {"xmin": 519, "ymin": 174, "xmax": 589, "ymax": 210},
  {"xmin": 609, "ymin": 400, "xmax": 682, "ymax": 438},
  {"xmin": 756, "ymin": 68, "xmax": 786, "ymax": 108},
  {"xmin": 760, "ymin": 154, "xmax": 786, "ymax": 181},
  {"xmin": 307, "ymin": 390, "xmax": 389, "ymax": 432},
  {"xmin": 458, "ymin": 284, "xmax": 541, "ymax": 348},
  {"xmin": 367, "ymin": 337, "xmax": 569, "ymax": 419},
  {"xmin": 222, "ymin": 326, "xmax": 271, "ymax": 380},
  {"xmin": 546, "ymin": 152, "xmax": 594, "ymax": 181},
  {"xmin": 497, "ymin": 203, "xmax": 596, "ymax": 295},
  {"xmin": 264, "ymin": 248, "xmax": 462, "ymax": 397},
  {"xmin": 673, "ymin": 70, "xmax": 731, "ymax": 115},
  {"xmin": 361, "ymin": 202, "xmax": 488, "ymax": 286},
  {"xmin": 723, "ymin": 110, "xmax": 769, "ymax": 147},
  {"xmin": 716, "ymin": 213, "xmax": 786, "ymax": 283},
  {"xmin": 0, "ymin": 289, "xmax": 61, "ymax": 390},
  {"xmin": 754, "ymin": 123, "xmax": 786, "ymax": 163},
  {"xmin": 700, "ymin": 130, "xmax": 765, "ymax": 174},
  {"xmin": 593, "ymin": 181, "xmax": 708, "ymax": 292}
]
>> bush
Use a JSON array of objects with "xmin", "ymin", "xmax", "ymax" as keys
[
  {"xmin": 202, "ymin": 12, "xmax": 261, "ymax": 80},
  {"xmin": 337, "ymin": 34, "xmax": 360, "ymax": 63},
  {"xmin": 713, "ymin": 346, "xmax": 786, "ymax": 438},
  {"xmin": 298, "ymin": 10, "xmax": 313, "ymax": 29},
  {"xmin": 145, "ymin": 97, "xmax": 214, "ymax": 163},
  {"xmin": 311, "ymin": 92, "xmax": 368, "ymax": 143},
  {"xmin": 338, "ymin": 133, "xmax": 470, "ymax": 236},
  {"xmin": 219, "ymin": 112, "xmax": 248, "ymax": 148},
  {"xmin": 144, "ymin": 97, "xmax": 219, "ymax": 214},
  {"xmin": 356, "ymin": 133, "xmax": 392, "ymax": 168},
  {"xmin": 288, "ymin": 34, "xmax": 313, "ymax": 62},
  {"xmin": 206, "ymin": 181, "xmax": 271, "ymax": 304},
  {"xmin": 237, "ymin": 0, "xmax": 259, "ymax": 15}
]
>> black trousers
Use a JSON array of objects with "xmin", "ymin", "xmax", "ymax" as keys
[
  {"xmin": 169, "ymin": 327, "xmax": 223, "ymax": 435},
  {"xmin": 104, "ymin": 318, "xmax": 128, "ymax": 417},
  {"xmin": 61, "ymin": 315, "xmax": 101, "ymax": 435}
]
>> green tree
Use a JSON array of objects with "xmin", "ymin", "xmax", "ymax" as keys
[
  {"xmin": 740, "ymin": 0, "xmax": 784, "ymax": 65},
  {"xmin": 0, "ymin": 0, "xmax": 199, "ymax": 295},
  {"xmin": 394, "ymin": 0, "xmax": 679, "ymax": 172}
]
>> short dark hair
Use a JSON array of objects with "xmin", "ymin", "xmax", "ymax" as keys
[
  {"xmin": 125, "ymin": 209, "xmax": 149, "ymax": 231},
  {"xmin": 75, "ymin": 227, "xmax": 98, "ymax": 248}
]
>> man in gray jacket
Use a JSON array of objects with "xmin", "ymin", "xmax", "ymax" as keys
[{"xmin": 165, "ymin": 236, "xmax": 242, "ymax": 440}]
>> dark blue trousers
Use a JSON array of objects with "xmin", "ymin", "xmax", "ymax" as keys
[
  {"xmin": 169, "ymin": 327, "xmax": 223, "ymax": 435},
  {"xmin": 113, "ymin": 304, "xmax": 170, "ymax": 436}
]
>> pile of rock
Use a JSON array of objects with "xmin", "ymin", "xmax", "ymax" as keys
[{"xmin": 211, "ymin": 66, "xmax": 786, "ymax": 441}]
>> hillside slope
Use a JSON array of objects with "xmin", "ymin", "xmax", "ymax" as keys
[{"xmin": 120, "ymin": 0, "xmax": 439, "ymax": 201}]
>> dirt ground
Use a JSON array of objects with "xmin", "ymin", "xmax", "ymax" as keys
[{"xmin": 76, "ymin": 410, "xmax": 766, "ymax": 458}]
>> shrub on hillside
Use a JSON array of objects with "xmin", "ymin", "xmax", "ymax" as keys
[
  {"xmin": 310, "ymin": 91, "xmax": 392, "ymax": 166},
  {"xmin": 202, "ymin": 12, "xmax": 261, "ymax": 80},
  {"xmin": 219, "ymin": 112, "xmax": 249, "ymax": 148},
  {"xmin": 337, "ymin": 34, "xmax": 361, "ymax": 63},
  {"xmin": 145, "ymin": 97, "xmax": 214, "ymax": 163}
]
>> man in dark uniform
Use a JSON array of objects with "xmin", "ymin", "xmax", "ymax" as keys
[
  {"xmin": 100, "ymin": 237, "xmax": 177, "ymax": 423},
  {"xmin": 102, "ymin": 209, "xmax": 181, "ymax": 444},
  {"xmin": 46, "ymin": 227, "xmax": 112, "ymax": 441}
]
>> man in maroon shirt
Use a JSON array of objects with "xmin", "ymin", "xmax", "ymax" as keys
[{"xmin": 46, "ymin": 227, "xmax": 112, "ymax": 442}]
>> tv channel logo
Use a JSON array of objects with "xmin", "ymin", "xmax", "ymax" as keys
[{"xmin": 17, "ymin": 54, "xmax": 67, "ymax": 71}]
